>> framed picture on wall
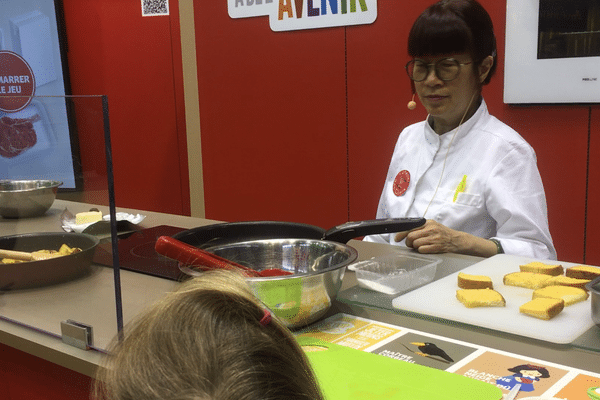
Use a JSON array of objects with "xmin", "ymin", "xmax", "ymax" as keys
[
  {"xmin": 504, "ymin": 0, "xmax": 600, "ymax": 104},
  {"xmin": 0, "ymin": 0, "xmax": 82, "ymax": 190}
]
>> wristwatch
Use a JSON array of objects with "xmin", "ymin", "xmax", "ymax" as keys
[{"xmin": 490, "ymin": 238, "xmax": 504, "ymax": 254}]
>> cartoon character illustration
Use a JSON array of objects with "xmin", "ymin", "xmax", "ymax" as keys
[
  {"xmin": 496, "ymin": 364, "xmax": 550, "ymax": 392},
  {"xmin": 399, "ymin": 341, "xmax": 454, "ymax": 364},
  {"xmin": 410, "ymin": 342, "xmax": 454, "ymax": 362}
]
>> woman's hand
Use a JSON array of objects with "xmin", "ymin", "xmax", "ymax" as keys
[{"xmin": 394, "ymin": 219, "xmax": 498, "ymax": 257}]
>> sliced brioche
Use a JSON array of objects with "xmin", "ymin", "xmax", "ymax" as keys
[
  {"xmin": 519, "ymin": 261, "xmax": 563, "ymax": 276},
  {"xmin": 532, "ymin": 285, "xmax": 589, "ymax": 306},
  {"xmin": 519, "ymin": 297, "xmax": 564, "ymax": 320},
  {"xmin": 543, "ymin": 275, "xmax": 590, "ymax": 290},
  {"xmin": 458, "ymin": 272, "xmax": 493, "ymax": 289},
  {"xmin": 503, "ymin": 272, "xmax": 552, "ymax": 289},
  {"xmin": 456, "ymin": 289, "xmax": 506, "ymax": 308},
  {"xmin": 565, "ymin": 265, "xmax": 600, "ymax": 281}
]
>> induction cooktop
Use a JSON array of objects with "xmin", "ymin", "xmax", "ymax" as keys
[{"xmin": 93, "ymin": 225, "xmax": 187, "ymax": 281}]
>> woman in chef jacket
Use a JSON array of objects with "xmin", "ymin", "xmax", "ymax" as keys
[{"xmin": 364, "ymin": 0, "xmax": 556, "ymax": 260}]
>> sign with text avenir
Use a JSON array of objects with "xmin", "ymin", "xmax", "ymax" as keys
[{"xmin": 228, "ymin": 0, "xmax": 377, "ymax": 31}]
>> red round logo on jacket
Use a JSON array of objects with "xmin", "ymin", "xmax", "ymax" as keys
[{"xmin": 393, "ymin": 170, "xmax": 410, "ymax": 196}]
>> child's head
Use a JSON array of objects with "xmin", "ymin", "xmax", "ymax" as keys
[{"xmin": 94, "ymin": 270, "xmax": 323, "ymax": 400}]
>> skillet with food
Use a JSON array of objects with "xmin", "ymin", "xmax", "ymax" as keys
[{"xmin": 0, "ymin": 232, "xmax": 99, "ymax": 290}]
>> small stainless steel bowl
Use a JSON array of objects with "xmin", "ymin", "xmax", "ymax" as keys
[
  {"xmin": 0, "ymin": 180, "xmax": 62, "ymax": 218},
  {"xmin": 179, "ymin": 238, "xmax": 358, "ymax": 329},
  {"xmin": 587, "ymin": 276, "xmax": 600, "ymax": 328}
]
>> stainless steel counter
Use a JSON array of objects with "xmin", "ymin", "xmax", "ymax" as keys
[{"xmin": 1, "ymin": 200, "xmax": 598, "ymax": 377}]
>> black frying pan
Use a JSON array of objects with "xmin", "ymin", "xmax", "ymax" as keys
[
  {"xmin": 0, "ymin": 232, "xmax": 99, "ymax": 290},
  {"xmin": 172, "ymin": 218, "xmax": 425, "ymax": 249}
]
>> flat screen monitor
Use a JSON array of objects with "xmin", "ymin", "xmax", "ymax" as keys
[
  {"xmin": 504, "ymin": 0, "xmax": 600, "ymax": 104},
  {"xmin": 0, "ymin": 0, "xmax": 81, "ymax": 190}
]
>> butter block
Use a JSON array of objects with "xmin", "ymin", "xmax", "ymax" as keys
[{"xmin": 75, "ymin": 211, "xmax": 102, "ymax": 225}]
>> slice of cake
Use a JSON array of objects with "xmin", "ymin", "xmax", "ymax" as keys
[
  {"xmin": 519, "ymin": 261, "xmax": 563, "ymax": 276},
  {"xmin": 456, "ymin": 289, "xmax": 506, "ymax": 308},
  {"xmin": 457, "ymin": 272, "xmax": 493, "ymax": 289},
  {"xmin": 519, "ymin": 297, "xmax": 564, "ymax": 320},
  {"xmin": 503, "ymin": 272, "xmax": 552, "ymax": 289},
  {"xmin": 565, "ymin": 265, "xmax": 600, "ymax": 281},
  {"xmin": 543, "ymin": 275, "xmax": 590, "ymax": 290},
  {"xmin": 532, "ymin": 285, "xmax": 589, "ymax": 306}
]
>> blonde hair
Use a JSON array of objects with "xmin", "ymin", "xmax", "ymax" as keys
[{"xmin": 93, "ymin": 270, "xmax": 323, "ymax": 400}]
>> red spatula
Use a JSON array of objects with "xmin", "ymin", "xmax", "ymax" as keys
[{"xmin": 155, "ymin": 236, "xmax": 293, "ymax": 277}]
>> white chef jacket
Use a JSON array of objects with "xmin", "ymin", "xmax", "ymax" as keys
[{"xmin": 364, "ymin": 100, "xmax": 556, "ymax": 260}]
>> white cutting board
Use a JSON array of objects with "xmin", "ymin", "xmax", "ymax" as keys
[{"xmin": 392, "ymin": 254, "xmax": 595, "ymax": 344}]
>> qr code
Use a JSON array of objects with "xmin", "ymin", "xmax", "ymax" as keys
[{"xmin": 141, "ymin": 0, "xmax": 169, "ymax": 16}]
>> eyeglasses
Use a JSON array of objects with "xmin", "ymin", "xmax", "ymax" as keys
[{"xmin": 405, "ymin": 58, "xmax": 473, "ymax": 82}]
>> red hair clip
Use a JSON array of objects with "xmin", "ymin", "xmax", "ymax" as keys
[{"xmin": 259, "ymin": 308, "xmax": 271, "ymax": 326}]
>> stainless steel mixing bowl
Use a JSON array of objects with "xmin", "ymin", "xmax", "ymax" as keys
[
  {"xmin": 179, "ymin": 238, "xmax": 358, "ymax": 329},
  {"xmin": 587, "ymin": 276, "xmax": 600, "ymax": 328},
  {"xmin": 0, "ymin": 180, "xmax": 62, "ymax": 218}
]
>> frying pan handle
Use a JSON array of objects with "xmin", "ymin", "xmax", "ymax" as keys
[
  {"xmin": 155, "ymin": 236, "xmax": 259, "ymax": 276},
  {"xmin": 322, "ymin": 217, "xmax": 426, "ymax": 243}
]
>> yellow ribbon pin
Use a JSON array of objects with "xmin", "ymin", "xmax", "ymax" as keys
[{"xmin": 453, "ymin": 175, "xmax": 467, "ymax": 202}]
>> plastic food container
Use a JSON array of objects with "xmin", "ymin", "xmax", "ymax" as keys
[{"xmin": 352, "ymin": 253, "xmax": 441, "ymax": 295}]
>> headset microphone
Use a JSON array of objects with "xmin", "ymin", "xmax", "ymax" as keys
[
  {"xmin": 407, "ymin": 81, "xmax": 417, "ymax": 110},
  {"xmin": 407, "ymin": 94, "xmax": 417, "ymax": 110}
]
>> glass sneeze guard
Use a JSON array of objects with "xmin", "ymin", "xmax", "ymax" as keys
[{"xmin": 0, "ymin": 95, "xmax": 124, "ymax": 351}]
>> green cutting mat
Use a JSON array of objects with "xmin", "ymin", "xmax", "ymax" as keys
[{"xmin": 299, "ymin": 337, "xmax": 502, "ymax": 400}]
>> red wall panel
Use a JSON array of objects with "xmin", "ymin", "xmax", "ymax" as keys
[
  {"xmin": 194, "ymin": 3, "xmax": 348, "ymax": 228},
  {"xmin": 0, "ymin": 343, "xmax": 92, "ymax": 400},
  {"xmin": 585, "ymin": 108, "xmax": 600, "ymax": 265},
  {"xmin": 61, "ymin": 0, "xmax": 189, "ymax": 215}
]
